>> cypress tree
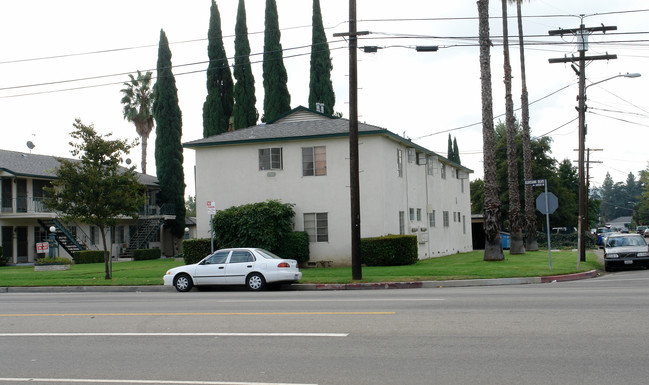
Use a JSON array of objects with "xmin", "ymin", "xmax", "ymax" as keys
[
  {"xmin": 233, "ymin": 0, "xmax": 258, "ymax": 129},
  {"xmin": 308, "ymin": 0, "xmax": 335, "ymax": 115},
  {"xmin": 153, "ymin": 29, "xmax": 186, "ymax": 238},
  {"xmin": 203, "ymin": 0, "xmax": 234, "ymax": 137},
  {"xmin": 447, "ymin": 134, "xmax": 454, "ymax": 161},
  {"xmin": 262, "ymin": 0, "xmax": 291, "ymax": 122},
  {"xmin": 453, "ymin": 137, "xmax": 461, "ymax": 165}
]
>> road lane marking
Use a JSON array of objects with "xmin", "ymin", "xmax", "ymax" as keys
[
  {"xmin": 0, "ymin": 332, "xmax": 347, "ymax": 337},
  {"xmin": 0, "ymin": 311, "xmax": 395, "ymax": 317},
  {"xmin": 0, "ymin": 378, "xmax": 316, "ymax": 385}
]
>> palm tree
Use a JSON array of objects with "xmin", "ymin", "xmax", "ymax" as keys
[
  {"xmin": 477, "ymin": 0, "xmax": 504, "ymax": 261},
  {"xmin": 501, "ymin": 0, "xmax": 525, "ymax": 254},
  {"xmin": 510, "ymin": 0, "xmax": 538, "ymax": 250},
  {"xmin": 120, "ymin": 70, "xmax": 155, "ymax": 174}
]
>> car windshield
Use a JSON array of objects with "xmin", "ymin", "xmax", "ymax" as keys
[
  {"xmin": 255, "ymin": 249, "xmax": 282, "ymax": 259},
  {"xmin": 606, "ymin": 236, "xmax": 646, "ymax": 248}
]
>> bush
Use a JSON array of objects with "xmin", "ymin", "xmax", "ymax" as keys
[
  {"xmin": 182, "ymin": 238, "xmax": 214, "ymax": 265},
  {"xmin": 275, "ymin": 232, "xmax": 310, "ymax": 266},
  {"xmin": 0, "ymin": 246, "xmax": 8, "ymax": 266},
  {"xmin": 536, "ymin": 231, "xmax": 596, "ymax": 249},
  {"xmin": 361, "ymin": 235, "xmax": 418, "ymax": 266},
  {"xmin": 35, "ymin": 257, "xmax": 72, "ymax": 265},
  {"xmin": 73, "ymin": 250, "xmax": 105, "ymax": 264},
  {"xmin": 133, "ymin": 249, "xmax": 162, "ymax": 261},
  {"xmin": 212, "ymin": 200, "xmax": 295, "ymax": 251}
]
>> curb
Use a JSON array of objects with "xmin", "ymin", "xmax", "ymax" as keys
[{"xmin": 0, "ymin": 270, "xmax": 599, "ymax": 293}]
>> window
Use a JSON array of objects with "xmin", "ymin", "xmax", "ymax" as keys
[
  {"xmin": 205, "ymin": 250, "xmax": 229, "ymax": 264},
  {"xmin": 397, "ymin": 149, "xmax": 403, "ymax": 177},
  {"xmin": 461, "ymin": 179, "xmax": 465, "ymax": 193},
  {"xmin": 229, "ymin": 250, "xmax": 255, "ymax": 263},
  {"xmin": 443, "ymin": 211, "xmax": 450, "ymax": 227},
  {"xmin": 428, "ymin": 211, "xmax": 436, "ymax": 228},
  {"xmin": 34, "ymin": 226, "xmax": 47, "ymax": 243},
  {"xmin": 416, "ymin": 208, "xmax": 422, "ymax": 222},
  {"xmin": 409, "ymin": 208, "xmax": 415, "ymax": 221},
  {"xmin": 463, "ymin": 215, "xmax": 466, "ymax": 234},
  {"xmin": 304, "ymin": 213, "xmax": 328, "ymax": 242},
  {"xmin": 399, "ymin": 211, "xmax": 405, "ymax": 235},
  {"xmin": 302, "ymin": 146, "xmax": 326, "ymax": 176},
  {"xmin": 441, "ymin": 164, "xmax": 447, "ymax": 179},
  {"xmin": 407, "ymin": 148, "xmax": 416, "ymax": 163},
  {"xmin": 259, "ymin": 148, "xmax": 283, "ymax": 170},
  {"xmin": 427, "ymin": 157, "xmax": 435, "ymax": 176}
]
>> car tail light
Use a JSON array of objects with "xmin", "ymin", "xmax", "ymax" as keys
[{"xmin": 277, "ymin": 262, "xmax": 290, "ymax": 268}]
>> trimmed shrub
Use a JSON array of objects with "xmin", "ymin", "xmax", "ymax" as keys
[
  {"xmin": 275, "ymin": 232, "xmax": 309, "ymax": 266},
  {"xmin": 536, "ymin": 231, "xmax": 596, "ymax": 249},
  {"xmin": 361, "ymin": 235, "xmax": 418, "ymax": 266},
  {"xmin": 133, "ymin": 249, "xmax": 162, "ymax": 261},
  {"xmin": 73, "ymin": 250, "xmax": 105, "ymax": 264},
  {"xmin": 35, "ymin": 257, "xmax": 72, "ymax": 265},
  {"xmin": 182, "ymin": 238, "xmax": 215, "ymax": 265}
]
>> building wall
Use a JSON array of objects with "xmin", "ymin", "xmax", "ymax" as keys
[{"xmin": 193, "ymin": 134, "xmax": 473, "ymax": 265}]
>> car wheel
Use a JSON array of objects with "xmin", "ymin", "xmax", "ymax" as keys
[
  {"xmin": 246, "ymin": 273, "xmax": 266, "ymax": 291},
  {"xmin": 174, "ymin": 274, "xmax": 193, "ymax": 292},
  {"xmin": 604, "ymin": 262, "xmax": 613, "ymax": 272}
]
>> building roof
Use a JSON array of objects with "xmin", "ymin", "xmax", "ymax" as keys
[
  {"xmin": 184, "ymin": 106, "xmax": 472, "ymax": 173},
  {"xmin": 0, "ymin": 149, "xmax": 159, "ymax": 186}
]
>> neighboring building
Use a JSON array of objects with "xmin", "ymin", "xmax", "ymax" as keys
[
  {"xmin": 0, "ymin": 149, "xmax": 174, "ymax": 264},
  {"xmin": 607, "ymin": 216, "xmax": 632, "ymax": 232},
  {"xmin": 184, "ymin": 106, "xmax": 473, "ymax": 266}
]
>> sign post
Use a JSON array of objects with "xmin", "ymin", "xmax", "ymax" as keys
[
  {"xmin": 207, "ymin": 201, "xmax": 217, "ymax": 253},
  {"xmin": 528, "ymin": 179, "xmax": 559, "ymax": 270}
]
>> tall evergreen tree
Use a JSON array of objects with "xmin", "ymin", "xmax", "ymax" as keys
[
  {"xmin": 233, "ymin": 0, "xmax": 258, "ymax": 129},
  {"xmin": 308, "ymin": 0, "xmax": 335, "ymax": 115},
  {"xmin": 447, "ymin": 134, "xmax": 454, "ymax": 161},
  {"xmin": 203, "ymin": 0, "xmax": 234, "ymax": 137},
  {"xmin": 153, "ymin": 29, "xmax": 186, "ymax": 238},
  {"xmin": 453, "ymin": 137, "xmax": 461, "ymax": 165},
  {"xmin": 262, "ymin": 0, "xmax": 291, "ymax": 122}
]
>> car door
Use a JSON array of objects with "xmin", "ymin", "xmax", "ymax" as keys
[
  {"xmin": 192, "ymin": 250, "xmax": 230, "ymax": 285},
  {"xmin": 225, "ymin": 250, "xmax": 256, "ymax": 285}
]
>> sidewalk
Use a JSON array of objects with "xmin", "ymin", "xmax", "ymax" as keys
[{"xmin": 0, "ymin": 269, "xmax": 599, "ymax": 293}]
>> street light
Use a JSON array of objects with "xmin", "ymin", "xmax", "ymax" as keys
[
  {"xmin": 576, "ymin": 72, "xmax": 641, "ymax": 263},
  {"xmin": 48, "ymin": 226, "xmax": 57, "ymax": 258}
]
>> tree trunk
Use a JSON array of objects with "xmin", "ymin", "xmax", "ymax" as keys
[
  {"xmin": 141, "ymin": 135, "xmax": 147, "ymax": 175},
  {"xmin": 478, "ymin": 0, "xmax": 504, "ymax": 261},
  {"xmin": 516, "ymin": 0, "xmax": 538, "ymax": 251},
  {"xmin": 100, "ymin": 225, "xmax": 111, "ymax": 279},
  {"xmin": 502, "ymin": 0, "xmax": 525, "ymax": 254}
]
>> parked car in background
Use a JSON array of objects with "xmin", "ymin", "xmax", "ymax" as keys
[
  {"xmin": 644, "ymin": 228, "xmax": 649, "ymax": 238},
  {"xmin": 596, "ymin": 227, "xmax": 615, "ymax": 247},
  {"xmin": 603, "ymin": 234, "xmax": 649, "ymax": 272},
  {"xmin": 636, "ymin": 226, "xmax": 647, "ymax": 235},
  {"xmin": 163, "ymin": 248, "xmax": 302, "ymax": 292}
]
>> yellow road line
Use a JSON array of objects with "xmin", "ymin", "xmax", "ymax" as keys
[{"xmin": 0, "ymin": 311, "xmax": 395, "ymax": 317}]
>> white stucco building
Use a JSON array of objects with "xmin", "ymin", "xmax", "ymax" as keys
[{"xmin": 185, "ymin": 107, "xmax": 473, "ymax": 266}]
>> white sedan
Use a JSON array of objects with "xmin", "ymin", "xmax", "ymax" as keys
[{"xmin": 163, "ymin": 248, "xmax": 302, "ymax": 292}]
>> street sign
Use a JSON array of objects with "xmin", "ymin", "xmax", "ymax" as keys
[
  {"xmin": 207, "ymin": 200, "xmax": 217, "ymax": 215},
  {"xmin": 36, "ymin": 242, "xmax": 49, "ymax": 253},
  {"xmin": 525, "ymin": 179, "xmax": 546, "ymax": 187},
  {"xmin": 536, "ymin": 192, "xmax": 558, "ymax": 214}
]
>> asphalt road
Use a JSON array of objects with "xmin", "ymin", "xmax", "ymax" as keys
[{"xmin": 1, "ymin": 269, "xmax": 649, "ymax": 385}]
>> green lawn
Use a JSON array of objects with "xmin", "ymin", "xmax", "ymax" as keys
[{"xmin": 0, "ymin": 250, "xmax": 602, "ymax": 287}]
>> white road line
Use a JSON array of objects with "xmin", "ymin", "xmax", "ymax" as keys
[
  {"xmin": 0, "ymin": 378, "xmax": 316, "ymax": 385},
  {"xmin": 0, "ymin": 332, "xmax": 347, "ymax": 337}
]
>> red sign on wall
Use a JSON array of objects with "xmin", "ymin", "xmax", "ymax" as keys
[{"xmin": 36, "ymin": 242, "xmax": 49, "ymax": 253}]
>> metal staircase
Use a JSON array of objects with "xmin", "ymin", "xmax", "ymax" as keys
[
  {"xmin": 38, "ymin": 219, "xmax": 86, "ymax": 256},
  {"xmin": 119, "ymin": 218, "xmax": 165, "ymax": 258}
]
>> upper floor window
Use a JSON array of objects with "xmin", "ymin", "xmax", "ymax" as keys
[
  {"xmin": 441, "ymin": 164, "xmax": 447, "ymax": 179},
  {"xmin": 397, "ymin": 149, "xmax": 403, "ymax": 177},
  {"xmin": 407, "ymin": 148, "xmax": 416, "ymax": 163},
  {"xmin": 302, "ymin": 146, "xmax": 326, "ymax": 176},
  {"xmin": 259, "ymin": 148, "xmax": 283, "ymax": 170}
]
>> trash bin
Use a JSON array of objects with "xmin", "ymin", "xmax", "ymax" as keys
[{"xmin": 500, "ymin": 232, "xmax": 511, "ymax": 250}]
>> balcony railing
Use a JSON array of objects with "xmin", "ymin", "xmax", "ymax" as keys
[{"xmin": 1, "ymin": 197, "xmax": 51, "ymax": 214}]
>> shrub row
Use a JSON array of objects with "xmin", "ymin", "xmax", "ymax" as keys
[
  {"xmin": 35, "ymin": 257, "xmax": 72, "ymax": 265},
  {"xmin": 182, "ymin": 238, "xmax": 215, "ymax": 265},
  {"xmin": 133, "ymin": 249, "xmax": 161, "ymax": 261},
  {"xmin": 73, "ymin": 250, "xmax": 105, "ymax": 264},
  {"xmin": 535, "ymin": 231, "xmax": 596, "ymax": 249},
  {"xmin": 361, "ymin": 235, "xmax": 418, "ymax": 266}
]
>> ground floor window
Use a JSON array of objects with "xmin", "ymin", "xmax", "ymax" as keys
[
  {"xmin": 304, "ymin": 213, "xmax": 328, "ymax": 242},
  {"xmin": 443, "ymin": 211, "xmax": 450, "ymax": 227},
  {"xmin": 399, "ymin": 211, "xmax": 405, "ymax": 235}
]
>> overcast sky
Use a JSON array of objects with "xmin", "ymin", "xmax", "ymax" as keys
[{"xmin": 1, "ymin": 0, "xmax": 647, "ymax": 204}]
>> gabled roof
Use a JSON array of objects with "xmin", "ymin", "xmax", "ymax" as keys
[
  {"xmin": 184, "ymin": 106, "xmax": 472, "ymax": 173},
  {"xmin": 0, "ymin": 149, "xmax": 159, "ymax": 186}
]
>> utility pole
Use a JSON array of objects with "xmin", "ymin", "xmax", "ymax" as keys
[
  {"xmin": 549, "ymin": 20, "xmax": 616, "ymax": 263},
  {"xmin": 334, "ymin": 1, "xmax": 368, "ymax": 280},
  {"xmin": 576, "ymin": 148, "xmax": 603, "ymax": 236}
]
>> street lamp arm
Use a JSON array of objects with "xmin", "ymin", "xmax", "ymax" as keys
[{"xmin": 586, "ymin": 72, "xmax": 641, "ymax": 89}]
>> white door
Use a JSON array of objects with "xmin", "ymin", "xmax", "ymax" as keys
[
  {"xmin": 193, "ymin": 250, "xmax": 230, "ymax": 285},
  {"xmin": 225, "ymin": 250, "xmax": 256, "ymax": 285}
]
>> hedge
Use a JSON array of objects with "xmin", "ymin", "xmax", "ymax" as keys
[
  {"xmin": 73, "ymin": 250, "xmax": 105, "ymax": 264},
  {"xmin": 133, "ymin": 249, "xmax": 162, "ymax": 261},
  {"xmin": 535, "ymin": 231, "xmax": 596, "ymax": 249},
  {"xmin": 182, "ymin": 238, "xmax": 215, "ymax": 265},
  {"xmin": 361, "ymin": 235, "xmax": 418, "ymax": 266},
  {"xmin": 35, "ymin": 257, "xmax": 72, "ymax": 265},
  {"xmin": 275, "ymin": 232, "xmax": 310, "ymax": 266}
]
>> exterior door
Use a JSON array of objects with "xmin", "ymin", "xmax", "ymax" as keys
[
  {"xmin": 16, "ymin": 226, "xmax": 28, "ymax": 263},
  {"xmin": 1, "ymin": 179, "xmax": 12, "ymax": 212},
  {"xmin": 225, "ymin": 250, "xmax": 256, "ymax": 285},
  {"xmin": 16, "ymin": 179, "xmax": 27, "ymax": 213},
  {"xmin": 1, "ymin": 227, "xmax": 13, "ymax": 263},
  {"xmin": 192, "ymin": 250, "xmax": 229, "ymax": 285}
]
